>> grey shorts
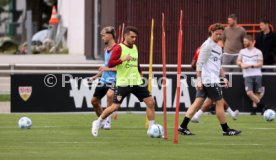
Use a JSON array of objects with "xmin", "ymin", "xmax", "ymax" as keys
[
  {"xmin": 196, "ymin": 83, "xmax": 223, "ymax": 101},
  {"xmin": 222, "ymin": 53, "xmax": 239, "ymax": 72},
  {"xmin": 244, "ymin": 76, "xmax": 262, "ymax": 93}
]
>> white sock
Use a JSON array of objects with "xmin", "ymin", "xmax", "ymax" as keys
[
  {"xmin": 148, "ymin": 120, "xmax": 155, "ymax": 128},
  {"xmin": 106, "ymin": 114, "xmax": 112, "ymax": 124},
  {"xmin": 226, "ymin": 107, "xmax": 235, "ymax": 117},
  {"xmin": 97, "ymin": 116, "xmax": 104, "ymax": 124},
  {"xmin": 193, "ymin": 109, "xmax": 203, "ymax": 119}
]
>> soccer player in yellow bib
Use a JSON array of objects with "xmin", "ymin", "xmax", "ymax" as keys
[{"xmin": 91, "ymin": 26, "xmax": 156, "ymax": 137}]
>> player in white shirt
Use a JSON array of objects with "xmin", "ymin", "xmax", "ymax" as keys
[
  {"xmin": 190, "ymin": 41, "xmax": 239, "ymax": 123},
  {"xmin": 178, "ymin": 23, "xmax": 241, "ymax": 136},
  {"xmin": 237, "ymin": 35, "xmax": 266, "ymax": 115}
]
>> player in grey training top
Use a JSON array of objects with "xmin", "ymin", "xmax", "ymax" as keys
[
  {"xmin": 191, "ymin": 40, "xmax": 239, "ymax": 123},
  {"xmin": 197, "ymin": 34, "xmax": 223, "ymax": 85},
  {"xmin": 237, "ymin": 35, "xmax": 266, "ymax": 115},
  {"xmin": 179, "ymin": 23, "xmax": 241, "ymax": 136}
]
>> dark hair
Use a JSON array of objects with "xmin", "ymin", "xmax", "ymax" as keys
[
  {"xmin": 260, "ymin": 19, "xmax": 270, "ymax": 24},
  {"xmin": 228, "ymin": 13, "xmax": 237, "ymax": 20},
  {"xmin": 244, "ymin": 35, "xmax": 253, "ymax": 41},
  {"xmin": 123, "ymin": 26, "xmax": 139, "ymax": 35},
  {"xmin": 208, "ymin": 23, "xmax": 225, "ymax": 34}
]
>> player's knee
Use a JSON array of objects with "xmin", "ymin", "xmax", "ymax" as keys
[
  {"xmin": 246, "ymin": 91, "xmax": 253, "ymax": 97},
  {"xmin": 91, "ymin": 97, "xmax": 99, "ymax": 106},
  {"xmin": 106, "ymin": 92, "xmax": 114, "ymax": 101},
  {"xmin": 147, "ymin": 98, "xmax": 155, "ymax": 108},
  {"xmin": 111, "ymin": 104, "xmax": 119, "ymax": 112}
]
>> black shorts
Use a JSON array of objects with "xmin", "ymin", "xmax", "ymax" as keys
[
  {"xmin": 196, "ymin": 83, "xmax": 223, "ymax": 101},
  {"xmin": 113, "ymin": 85, "xmax": 151, "ymax": 104},
  {"xmin": 93, "ymin": 82, "xmax": 115, "ymax": 99}
]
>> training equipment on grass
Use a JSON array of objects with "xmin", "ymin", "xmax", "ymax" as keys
[
  {"xmin": 174, "ymin": 10, "xmax": 183, "ymax": 144},
  {"xmin": 162, "ymin": 13, "xmax": 168, "ymax": 140},
  {"xmin": 146, "ymin": 18, "xmax": 155, "ymax": 128},
  {"xmin": 18, "ymin": 117, "xmax": 32, "ymax": 129},
  {"xmin": 147, "ymin": 124, "xmax": 164, "ymax": 138},
  {"xmin": 113, "ymin": 23, "xmax": 125, "ymax": 121},
  {"xmin": 263, "ymin": 109, "xmax": 275, "ymax": 122}
]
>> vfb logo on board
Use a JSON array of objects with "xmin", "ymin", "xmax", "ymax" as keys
[{"xmin": 18, "ymin": 86, "xmax": 32, "ymax": 101}]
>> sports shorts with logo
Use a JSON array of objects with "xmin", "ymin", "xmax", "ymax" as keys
[
  {"xmin": 196, "ymin": 83, "xmax": 223, "ymax": 101},
  {"xmin": 113, "ymin": 85, "xmax": 151, "ymax": 104}
]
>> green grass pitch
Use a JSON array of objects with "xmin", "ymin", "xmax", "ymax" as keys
[{"xmin": 0, "ymin": 113, "xmax": 275, "ymax": 160}]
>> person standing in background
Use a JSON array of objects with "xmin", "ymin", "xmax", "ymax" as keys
[
  {"xmin": 237, "ymin": 35, "xmax": 266, "ymax": 115},
  {"xmin": 255, "ymin": 19, "xmax": 276, "ymax": 72},
  {"xmin": 222, "ymin": 14, "xmax": 246, "ymax": 72}
]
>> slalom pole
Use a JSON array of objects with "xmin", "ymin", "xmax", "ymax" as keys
[
  {"xmin": 117, "ymin": 25, "xmax": 121, "ymax": 43},
  {"xmin": 113, "ymin": 25, "xmax": 120, "ymax": 120},
  {"xmin": 174, "ymin": 10, "xmax": 183, "ymax": 144},
  {"xmin": 162, "ymin": 13, "xmax": 168, "ymax": 140},
  {"xmin": 146, "ymin": 18, "xmax": 154, "ymax": 128},
  {"xmin": 120, "ymin": 23, "xmax": 125, "ymax": 42},
  {"xmin": 114, "ymin": 23, "xmax": 124, "ymax": 120}
]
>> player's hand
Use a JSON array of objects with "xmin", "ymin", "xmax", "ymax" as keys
[
  {"xmin": 197, "ymin": 78, "xmax": 203, "ymax": 90},
  {"xmin": 124, "ymin": 54, "xmax": 132, "ymax": 61},
  {"xmin": 240, "ymin": 63, "xmax": 250, "ymax": 69},
  {"xmin": 99, "ymin": 66, "xmax": 105, "ymax": 72},
  {"xmin": 89, "ymin": 72, "xmax": 102, "ymax": 81},
  {"xmin": 89, "ymin": 75, "xmax": 97, "ymax": 81},
  {"xmin": 223, "ymin": 78, "xmax": 229, "ymax": 88}
]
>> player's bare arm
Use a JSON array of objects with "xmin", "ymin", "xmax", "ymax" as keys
[
  {"xmin": 220, "ymin": 68, "xmax": 228, "ymax": 88},
  {"xmin": 196, "ymin": 71, "xmax": 203, "ymax": 90},
  {"xmin": 252, "ymin": 60, "xmax": 263, "ymax": 68},
  {"xmin": 99, "ymin": 66, "xmax": 116, "ymax": 72}
]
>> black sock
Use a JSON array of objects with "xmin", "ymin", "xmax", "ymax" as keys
[
  {"xmin": 257, "ymin": 102, "xmax": 266, "ymax": 109},
  {"xmin": 180, "ymin": 117, "xmax": 190, "ymax": 129},
  {"xmin": 252, "ymin": 107, "xmax": 258, "ymax": 112},
  {"xmin": 221, "ymin": 123, "xmax": 230, "ymax": 132}
]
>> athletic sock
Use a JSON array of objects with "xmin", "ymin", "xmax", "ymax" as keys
[
  {"xmin": 226, "ymin": 107, "xmax": 235, "ymax": 117},
  {"xmin": 221, "ymin": 123, "xmax": 230, "ymax": 132},
  {"xmin": 257, "ymin": 102, "xmax": 266, "ymax": 109},
  {"xmin": 106, "ymin": 114, "xmax": 112, "ymax": 124},
  {"xmin": 97, "ymin": 116, "xmax": 104, "ymax": 124},
  {"xmin": 180, "ymin": 117, "xmax": 190, "ymax": 129},
  {"xmin": 193, "ymin": 109, "xmax": 203, "ymax": 119},
  {"xmin": 148, "ymin": 120, "xmax": 155, "ymax": 128}
]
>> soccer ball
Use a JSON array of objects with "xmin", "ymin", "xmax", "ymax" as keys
[
  {"xmin": 263, "ymin": 109, "xmax": 276, "ymax": 122},
  {"xmin": 18, "ymin": 117, "xmax": 32, "ymax": 129},
  {"xmin": 147, "ymin": 124, "xmax": 164, "ymax": 138}
]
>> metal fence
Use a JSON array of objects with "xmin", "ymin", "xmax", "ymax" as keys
[{"xmin": 1, "ymin": 64, "xmax": 276, "ymax": 75}]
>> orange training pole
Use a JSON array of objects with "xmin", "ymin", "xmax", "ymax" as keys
[
  {"xmin": 117, "ymin": 25, "xmax": 121, "ymax": 43},
  {"xmin": 113, "ymin": 25, "xmax": 120, "ymax": 120},
  {"xmin": 174, "ymin": 10, "xmax": 183, "ymax": 144},
  {"xmin": 162, "ymin": 13, "xmax": 168, "ymax": 140},
  {"xmin": 114, "ymin": 23, "xmax": 125, "ymax": 120},
  {"xmin": 120, "ymin": 23, "xmax": 125, "ymax": 42}
]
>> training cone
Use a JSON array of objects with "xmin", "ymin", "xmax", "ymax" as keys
[{"xmin": 49, "ymin": 6, "xmax": 59, "ymax": 25}]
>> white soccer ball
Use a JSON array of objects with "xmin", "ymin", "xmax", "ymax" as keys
[
  {"xmin": 263, "ymin": 109, "xmax": 275, "ymax": 122},
  {"xmin": 18, "ymin": 117, "xmax": 32, "ymax": 129},
  {"xmin": 147, "ymin": 124, "xmax": 164, "ymax": 138}
]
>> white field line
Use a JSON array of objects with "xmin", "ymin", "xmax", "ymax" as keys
[
  {"xmin": 184, "ymin": 143, "xmax": 265, "ymax": 146},
  {"xmin": 249, "ymin": 128, "xmax": 276, "ymax": 130},
  {"xmin": 0, "ymin": 111, "xmax": 254, "ymax": 115}
]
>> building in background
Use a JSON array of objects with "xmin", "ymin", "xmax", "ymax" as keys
[
  {"xmin": 1, "ymin": 0, "xmax": 276, "ymax": 63},
  {"xmin": 60, "ymin": 0, "xmax": 275, "ymax": 63}
]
